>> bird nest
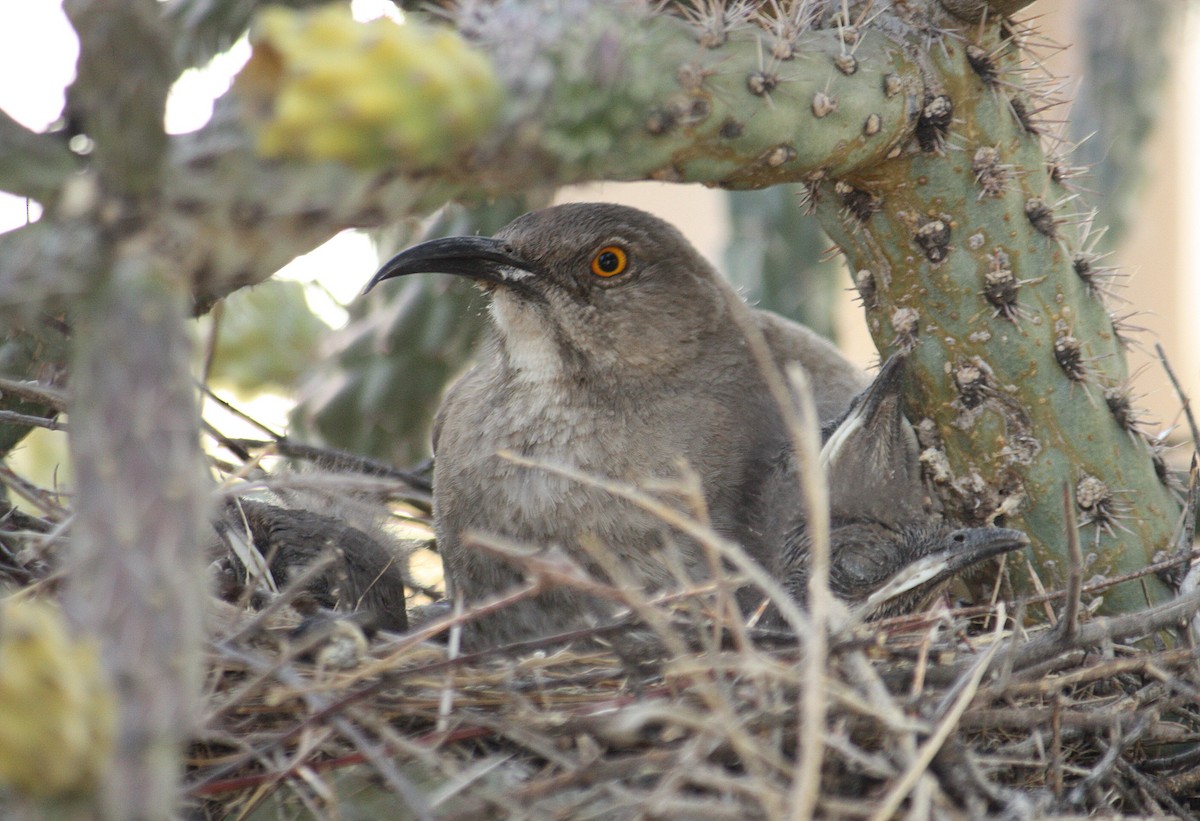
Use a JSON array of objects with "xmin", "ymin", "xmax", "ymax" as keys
[
  {"xmin": 3, "ymin": 446, "xmax": 1199, "ymax": 819},
  {"xmin": 179, "ymin": 489, "xmax": 1200, "ymax": 821}
]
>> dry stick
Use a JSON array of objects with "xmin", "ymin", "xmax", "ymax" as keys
[
  {"xmin": 961, "ymin": 587, "xmax": 1200, "ymax": 677},
  {"xmin": 674, "ymin": 462, "xmax": 755, "ymax": 655},
  {"xmin": 1066, "ymin": 712, "xmax": 1153, "ymax": 807},
  {"xmin": 366, "ymin": 578, "xmax": 725, "ymax": 682},
  {"xmin": 437, "ymin": 591, "xmax": 464, "ymax": 735},
  {"xmin": 0, "ymin": 376, "xmax": 67, "ymax": 409},
  {"xmin": 571, "ymin": 526, "xmax": 794, "ymax": 796},
  {"xmin": 1160, "ymin": 765, "xmax": 1200, "ymax": 798},
  {"xmin": 1055, "ymin": 481, "xmax": 1083, "ymax": 644},
  {"xmin": 189, "ymin": 583, "xmax": 545, "ymax": 795},
  {"xmin": 230, "ymin": 437, "xmax": 434, "ymax": 492},
  {"xmin": 223, "ymin": 553, "xmax": 338, "ymax": 647},
  {"xmin": 715, "ymin": 288, "xmax": 831, "ymax": 821},
  {"xmin": 784, "ymin": 363, "xmax": 832, "ymax": 821},
  {"xmin": 869, "ymin": 610, "xmax": 1006, "ymax": 821},
  {"xmin": 1178, "ymin": 455, "xmax": 1197, "ymax": 559},
  {"xmin": 0, "ymin": 463, "xmax": 70, "ymax": 514},
  {"xmin": 1156, "ymin": 342, "xmax": 1200, "ymax": 456},
  {"xmin": 200, "ymin": 299, "xmax": 222, "ymax": 384},
  {"xmin": 492, "ymin": 454, "xmax": 806, "ymax": 809},
  {"xmin": 202, "ymin": 419, "xmax": 252, "ymax": 462},
  {"xmin": 198, "ymin": 381, "xmax": 285, "ymax": 441},
  {"xmin": 1158, "ymin": 345, "xmax": 1200, "ymax": 611},
  {"xmin": 1114, "ymin": 757, "xmax": 1192, "ymax": 819},
  {"xmin": 0, "ymin": 409, "xmax": 66, "ymax": 431},
  {"xmin": 217, "ymin": 642, "xmax": 437, "ymax": 821},
  {"xmin": 974, "ymin": 648, "xmax": 1196, "ymax": 701}
]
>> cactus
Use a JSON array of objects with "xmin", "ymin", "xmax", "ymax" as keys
[
  {"xmin": 803, "ymin": 17, "xmax": 1177, "ymax": 612},
  {"xmin": 0, "ymin": 1, "xmax": 1186, "ymax": 812},
  {"xmin": 238, "ymin": 1, "xmax": 1177, "ymax": 612}
]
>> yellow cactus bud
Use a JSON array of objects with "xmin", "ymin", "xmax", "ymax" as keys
[
  {"xmin": 238, "ymin": 4, "xmax": 503, "ymax": 167},
  {"xmin": 0, "ymin": 597, "xmax": 116, "ymax": 798}
]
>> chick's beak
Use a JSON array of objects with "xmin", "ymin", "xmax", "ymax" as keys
[{"xmin": 862, "ymin": 526, "xmax": 1029, "ymax": 611}]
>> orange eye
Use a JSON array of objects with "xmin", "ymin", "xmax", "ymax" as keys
[{"xmin": 590, "ymin": 246, "xmax": 628, "ymax": 277}]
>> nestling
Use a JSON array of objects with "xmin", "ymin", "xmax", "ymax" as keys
[{"xmin": 764, "ymin": 354, "xmax": 1028, "ymax": 618}]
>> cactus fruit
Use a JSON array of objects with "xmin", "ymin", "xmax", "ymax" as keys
[
  {"xmin": 237, "ymin": 5, "xmax": 502, "ymax": 167},
  {"xmin": 0, "ymin": 597, "xmax": 116, "ymax": 798}
]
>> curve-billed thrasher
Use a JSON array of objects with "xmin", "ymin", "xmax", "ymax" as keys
[
  {"xmin": 365, "ymin": 202, "xmax": 867, "ymax": 645},
  {"xmin": 766, "ymin": 355, "xmax": 1027, "ymax": 617}
]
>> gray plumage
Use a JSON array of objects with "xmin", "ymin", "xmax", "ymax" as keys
[
  {"xmin": 767, "ymin": 355, "xmax": 1028, "ymax": 617},
  {"xmin": 365, "ymin": 202, "xmax": 867, "ymax": 646}
]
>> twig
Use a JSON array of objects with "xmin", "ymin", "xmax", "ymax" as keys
[
  {"xmin": 437, "ymin": 592, "xmax": 464, "ymax": 735},
  {"xmin": 213, "ymin": 642, "xmax": 437, "ymax": 821},
  {"xmin": 1114, "ymin": 756, "xmax": 1191, "ymax": 818},
  {"xmin": 1055, "ymin": 481, "xmax": 1082, "ymax": 643},
  {"xmin": 201, "ymin": 419, "xmax": 252, "ymax": 463},
  {"xmin": 0, "ymin": 409, "xmax": 66, "ymax": 432},
  {"xmin": 1175, "ymin": 455, "xmax": 1197, "ymax": 566},
  {"xmin": 223, "ymin": 553, "xmax": 339, "ymax": 647},
  {"xmin": 0, "ymin": 376, "xmax": 67, "ymax": 409},
  {"xmin": 716, "ymin": 280, "xmax": 832, "ymax": 821},
  {"xmin": 497, "ymin": 451, "xmax": 814, "ymax": 641},
  {"xmin": 886, "ymin": 544, "xmax": 1200, "ymax": 642},
  {"xmin": 963, "ymin": 587, "xmax": 1200, "ymax": 677},
  {"xmin": 1156, "ymin": 342, "xmax": 1200, "ymax": 457},
  {"xmin": 0, "ymin": 464, "xmax": 69, "ymax": 516},
  {"xmin": 229, "ymin": 436, "xmax": 433, "ymax": 493},
  {"xmin": 1066, "ymin": 713, "xmax": 1152, "ymax": 807},
  {"xmin": 198, "ymin": 382, "xmax": 284, "ymax": 441},
  {"xmin": 870, "ymin": 611, "xmax": 1005, "ymax": 821}
]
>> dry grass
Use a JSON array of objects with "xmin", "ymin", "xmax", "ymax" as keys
[
  {"xmin": 179, "ymin": 545, "xmax": 1200, "ymax": 820},
  {"xmin": 164, "ymin": 459, "xmax": 1200, "ymax": 821}
]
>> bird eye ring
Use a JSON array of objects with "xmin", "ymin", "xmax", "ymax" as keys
[{"xmin": 590, "ymin": 246, "xmax": 628, "ymax": 277}]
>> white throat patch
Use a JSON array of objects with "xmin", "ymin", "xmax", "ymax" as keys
[{"xmin": 491, "ymin": 295, "xmax": 562, "ymax": 383}]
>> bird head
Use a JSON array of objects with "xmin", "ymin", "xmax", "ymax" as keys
[
  {"xmin": 821, "ymin": 353, "xmax": 927, "ymax": 526},
  {"xmin": 794, "ymin": 354, "xmax": 1030, "ymax": 615},
  {"xmin": 833, "ymin": 521, "xmax": 1029, "ymax": 617},
  {"xmin": 365, "ymin": 203, "xmax": 736, "ymax": 380}
]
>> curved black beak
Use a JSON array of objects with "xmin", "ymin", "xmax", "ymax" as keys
[
  {"xmin": 862, "ymin": 526, "xmax": 1028, "ymax": 612},
  {"xmin": 363, "ymin": 236, "xmax": 536, "ymax": 294}
]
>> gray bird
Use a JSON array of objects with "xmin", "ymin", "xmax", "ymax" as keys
[
  {"xmin": 767, "ymin": 354, "xmax": 1028, "ymax": 617},
  {"xmin": 364, "ymin": 202, "xmax": 867, "ymax": 646}
]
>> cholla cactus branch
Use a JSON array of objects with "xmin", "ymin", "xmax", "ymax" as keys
[{"xmin": 812, "ymin": 19, "xmax": 1175, "ymax": 611}]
